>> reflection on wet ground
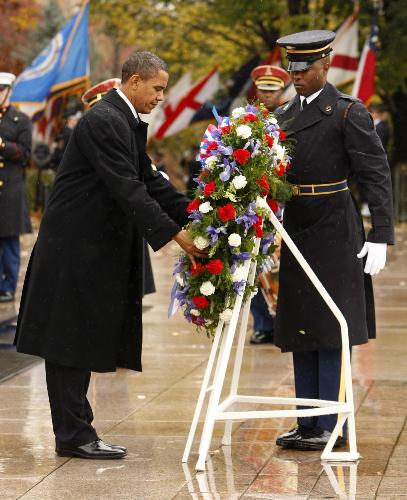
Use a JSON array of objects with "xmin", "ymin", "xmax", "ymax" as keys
[{"xmin": 0, "ymin": 227, "xmax": 406, "ymax": 499}]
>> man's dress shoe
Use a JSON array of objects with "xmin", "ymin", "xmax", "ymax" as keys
[
  {"xmin": 249, "ymin": 330, "xmax": 274, "ymax": 344},
  {"xmin": 56, "ymin": 438, "xmax": 127, "ymax": 459},
  {"xmin": 0, "ymin": 291, "xmax": 14, "ymax": 303},
  {"xmin": 276, "ymin": 426, "xmax": 347, "ymax": 450}
]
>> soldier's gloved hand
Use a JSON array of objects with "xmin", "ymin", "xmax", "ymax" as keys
[{"xmin": 357, "ymin": 242, "xmax": 387, "ymax": 276}]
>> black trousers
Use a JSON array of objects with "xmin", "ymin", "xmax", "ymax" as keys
[
  {"xmin": 293, "ymin": 348, "xmax": 351, "ymax": 438},
  {"xmin": 45, "ymin": 360, "xmax": 98, "ymax": 447}
]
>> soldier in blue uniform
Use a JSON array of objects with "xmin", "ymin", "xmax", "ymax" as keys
[
  {"xmin": 273, "ymin": 31, "xmax": 394, "ymax": 450},
  {"xmin": 249, "ymin": 65, "xmax": 290, "ymax": 344},
  {"xmin": 0, "ymin": 72, "xmax": 32, "ymax": 302}
]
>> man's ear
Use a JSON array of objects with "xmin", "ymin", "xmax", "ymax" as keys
[{"xmin": 129, "ymin": 74, "xmax": 141, "ymax": 88}]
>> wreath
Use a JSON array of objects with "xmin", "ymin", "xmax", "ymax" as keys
[{"xmin": 172, "ymin": 103, "xmax": 293, "ymax": 336}]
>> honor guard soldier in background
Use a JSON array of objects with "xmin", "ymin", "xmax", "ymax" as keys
[
  {"xmin": 273, "ymin": 31, "xmax": 394, "ymax": 450},
  {"xmin": 249, "ymin": 65, "xmax": 290, "ymax": 345},
  {"xmin": 0, "ymin": 72, "xmax": 32, "ymax": 302}
]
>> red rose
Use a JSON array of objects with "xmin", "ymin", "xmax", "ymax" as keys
[
  {"xmin": 191, "ymin": 263, "xmax": 205, "ymax": 276},
  {"xmin": 279, "ymin": 129, "xmax": 286, "ymax": 141},
  {"xmin": 203, "ymin": 180, "xmax": 216, "ymax": 197},
  {"xmin": 199, "ymin": 170, "xmax": 210, "ymax": 179},
  {"xmin": 257, "ymin": 176, "xmax": 270, "ymax": 196},
  {"xmin": 205, "ymin": 259, "xmax": 224, "ymax": 275},
  {"xmin": 220, "ymin": 125, "xmax": 231, "ymax": 135},
  {"xmin": 262, "ymin": 109, "xmax": 269, "ymax": 118},
  {"xmin": 243, "ymin": 113, "xmax": 257, "ymax": 122},
  {"xmin": 267, "ymin": 199, "xmax": 279, "ymax": 213},
  {"xmin": 254, "ymin": 215, "xmax": 264, "ymax": 237},
  {"xmin": 233, "ymin": 149, "xmax": 251, "ymax": 164},
  {"xmin": 276, "ymin": 162, "xmax": 285, "ymax": 177},
  {"xmin": 187, "ymin": 199, "xmax": 201, "ymax": 213},
  {"xmin": 217, "ymin": 203, "xmax": 236, "ymax": 222},
  {"xmin": 192, "ymin": 296, "xmax": 209, "ymax": 308},
  {"xmin": 192, "ymin": 316, "xmax": 206, "ymax": 325},
  {"xmin": 265, "ymin": 134, "xmax": 274, "ymax": 148}
]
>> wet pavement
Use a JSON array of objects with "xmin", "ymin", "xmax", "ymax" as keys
[{"xmin": 0, "ymin": 226, "xmax": 406, "ymax": 499}]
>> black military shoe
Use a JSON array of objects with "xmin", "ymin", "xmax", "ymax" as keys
[
  {"xmin": 0, "ymin": 291, "xmax": 14, "ymax": 303},
  {"xmin": 293, "ymin": 427, "xmax": 347, "ymax": 451},
  {"xmin": 276, "ymin": 425, "xmax": 308, "ymax": 448},
  {"xmin": 249, "ymin": 330, "xmax": 274, "ymax": 344},
  {"xmin": 56, "ymin": 438, "xmax": 127, "ymax": 459}
]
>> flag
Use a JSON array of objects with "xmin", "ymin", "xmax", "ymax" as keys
[
  {"xmin": 144, "ymin": 68, "xmax": 219, "ymax": 141},
  {"xmin": 329, "ymin": 12, "xmax": 359, "ymax": 87},
  {"xmin": 11, "ymin": 2, "xmax": 89, "ymax": 141},
  {"xmin": 352, "ymin": 9, "xmax": 380, "ymax": 104}
]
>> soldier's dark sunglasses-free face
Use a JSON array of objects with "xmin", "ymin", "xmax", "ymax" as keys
[{"xmin": 0, "ymin": 85, "xmax": 10, "ymax": 91}]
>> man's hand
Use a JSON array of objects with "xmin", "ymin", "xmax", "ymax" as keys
[
  {"xmin": 173, "ymin": 229, "xmax": 208, "ymax": 266},
  {"xmin": 357, "ymin": 242, "xmax": 387, "ymax": 276}
]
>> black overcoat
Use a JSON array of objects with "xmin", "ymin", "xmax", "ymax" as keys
[
  {"xmin": 15, "ymin": 90, "xmax": 189, "ymax": 372},
  {"xmin": 0, "ymin": 105, "xmax": 32, "ymax": 237},
  {"xmin": 274, "ymin": 83, "xmax": 394, "ymax": 352}
]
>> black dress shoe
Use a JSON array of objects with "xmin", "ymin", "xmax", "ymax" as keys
[
  {"xmin": 293, "ymin": 428, "xmax": 347, "ymax": 451},
  {"xmin": 56, "ymin": 439, "xmax": 127, "ymax": 459},
  {"xmin": 276, "ymin": 425, "xmax": 308, "ymax": 448},
  {"xmin": 0, "ymin": 291, "xmax": 14, "ymax": 303},
  {"xmin": 249, "ymin": 330, "xmax": 274, "ymax": 344}
]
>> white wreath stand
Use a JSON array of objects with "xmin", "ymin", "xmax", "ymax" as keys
[{"xmin": 182, "ymin": 211, "xmax": 359, "ymax": 471}]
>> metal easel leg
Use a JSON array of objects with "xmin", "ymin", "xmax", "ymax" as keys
[{"xmin": 182, "ymin": 320, "xmax": 224, "ymax": 463}]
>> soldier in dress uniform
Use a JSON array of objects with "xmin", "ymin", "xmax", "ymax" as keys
[
  {"xmin": 249, "ymin": 65, "xmax": 290, "ymax": 344},
  {"xmin": 273, "ymin": 31, "xmax": 394, "ymax": 450},
  {"xmin": 0, "ymin": 72, "xmax": 32, "ymax": 302}
]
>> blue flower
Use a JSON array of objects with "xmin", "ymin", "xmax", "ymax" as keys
[
  {"xmin": 206, "ymin": 225, "xmax": 227, "ymax": 245},
  {"xmin": 233, "ymin": 280, "xmax": 246, "ymax": 295}
]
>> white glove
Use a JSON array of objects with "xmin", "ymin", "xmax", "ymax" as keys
[{"xmin": 357, "ymin": 242, "xmax": 387, "ymax": 276}]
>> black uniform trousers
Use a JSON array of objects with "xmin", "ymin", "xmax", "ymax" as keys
[
  {"xmin": 45, "ymin": 360, "xmax": 98, "ymax": 447},
  {"xmin": 293, "ymin": 348, "xmax": 351, "ymax": 438}
]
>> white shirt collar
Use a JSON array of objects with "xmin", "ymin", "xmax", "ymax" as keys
[
  {"xmin": 300, "ymin": 86, "xmax": 325, "ymax": 105},
  {"xmin": 115, "ymin": 88, "xmax": 139, "ymax": 122}
]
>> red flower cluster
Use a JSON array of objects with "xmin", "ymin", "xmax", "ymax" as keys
[
  {"xmin": 276, "ymin": 161, "xmax": 285, "ymax": 177},
  {"xmin": 192, "ymin": 316, "xmax": 206, "ymax": 325},
  {"xmin": 192, "ymin": 296, "xmax": 209, "ymax": 308},
  {"xmin": 218, "ymin": 203, "xmax": 236, "ymax": 222},
  {"xmin": 254, "ymin": 215, "xmax": 264, "ymax": 238},
  {"xmin": 267, "ymin": 198, "xmax": 279, "ymax": 213},
  {"xmin": 191, "ymin": 263, "xmax": 205, "ymax": 276},
  {"xmin": 257, "ymin": 175, "xmax": 270, "ymax": 196},
  {"xmin": 203, "ymin": 180, "xmax": 216, "ymax": 197},
  {"xmin": 233, "ymin": 148, "xmax": 251, "ymax": 164},
  {"xmin": 262, "ymin": 109, "xmax": 269, "ymax": 118},
  {"xmin": 199, "ymin": 170, "xmax": 210, "ymax": 179},
  {"xmin": 205, "ymin": 259, "xmax": 223, "ymax": 275},
  {"xmin": 187, "ymin": 199, "xmax": 201, "ymax": 213},
  {"xmin": 243, "ymin": 113, "xmax": 257, "ymax": 122},
  {"xmin": 265, "ymin": 134, "xmax": 274, "ymax": 148},
  {"xmin": 279, "ymin": 129, "xmax": 286, "ymax": 141},
  {"xmin": 220, "ymin": 125, "xmax": 232, "ymax": 135}
]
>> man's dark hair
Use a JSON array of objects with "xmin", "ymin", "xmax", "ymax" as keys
[{"xmin": 121, "ymin": 51, "xmax": 168, "ymax": 82}]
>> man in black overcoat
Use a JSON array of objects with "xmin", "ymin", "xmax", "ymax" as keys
[
  {"xmin": 273, "ymin": 31, "xmax": 394, "ymax": 450},
  {"xmin": 15, "ymin": 52, "xmax": 206, "ymax": 459},
  {"xmin": 0, "ymin": 72, "xmax": 32, "ymax": 302}
]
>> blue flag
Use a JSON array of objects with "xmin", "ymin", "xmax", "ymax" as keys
[{"xmin": 11, "ymin": 2, "xmax": 89, "ymax": 125}]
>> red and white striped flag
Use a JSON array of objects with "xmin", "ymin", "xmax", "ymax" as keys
[
  {"xmin": 329, "ymin": 12, "xmax": 359, "ymax": 87},
  {"xmin": 352, "ymin": 10, "xmax": 380, "ymax": 104}
]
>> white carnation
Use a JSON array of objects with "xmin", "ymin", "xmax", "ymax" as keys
[
  {"xmin": 256, "ymin": 195, "xmax": 269, "ymax": 210},
  {"xmin": 273, "ymin": 143, "xmax": 286, "ymax": 161},
  {"xmin": 268, "ymin": 117, "xmax": 278, "ymax": 125},
  {"xmin": 199, "ymin": 201, "xmax": 213, "ymax": 213},
  {"xmin": 200, "ymin": 281, "xmax": 216, "ymax": 296},
  {"xmin": 205, "ymin": 156, "xmax": 218, "ymax": 169},
  {"xmin": 190, "ymin": 309, "xmax": 200, "ymax": 316},
  {"xmin": 228, "ymin": 233, "xmax": 241, "ymax": 247},
  {"xmin": 232, "ymin": 265, "xmax": 247, "ymax": 282},
  {"xmin": 194, "ymin": 235, "xmax": 210, "ymax": 250},
  {"xmin": 232, "ymin": 175, "xmax": 247, "ymax": 190},
  {"xmin": 175, "ymin": 273, "xmax": 184, "ymax": 286},
  {"xmin": 219, "ymin": 308, "xmax": 233, "ymax": 323},
  {"xmin": 236, "ymin": 124, "xmax": 252, "ymax": 139},
  {"xmin": 231, "ymin": 107, "xmax": 246, "ymax": 118}
]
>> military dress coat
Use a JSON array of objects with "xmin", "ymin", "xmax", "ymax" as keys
[
  {"xmin": 15, "ymin": 89, "xmax": 189, "ymax": 372},
  {"xmin": 0, "ymin": 105, "xmax": 32, "ymax": 237},
  {"xmin": 274, "ymin": 83, "xmax": 394, "ymax": 352}
]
